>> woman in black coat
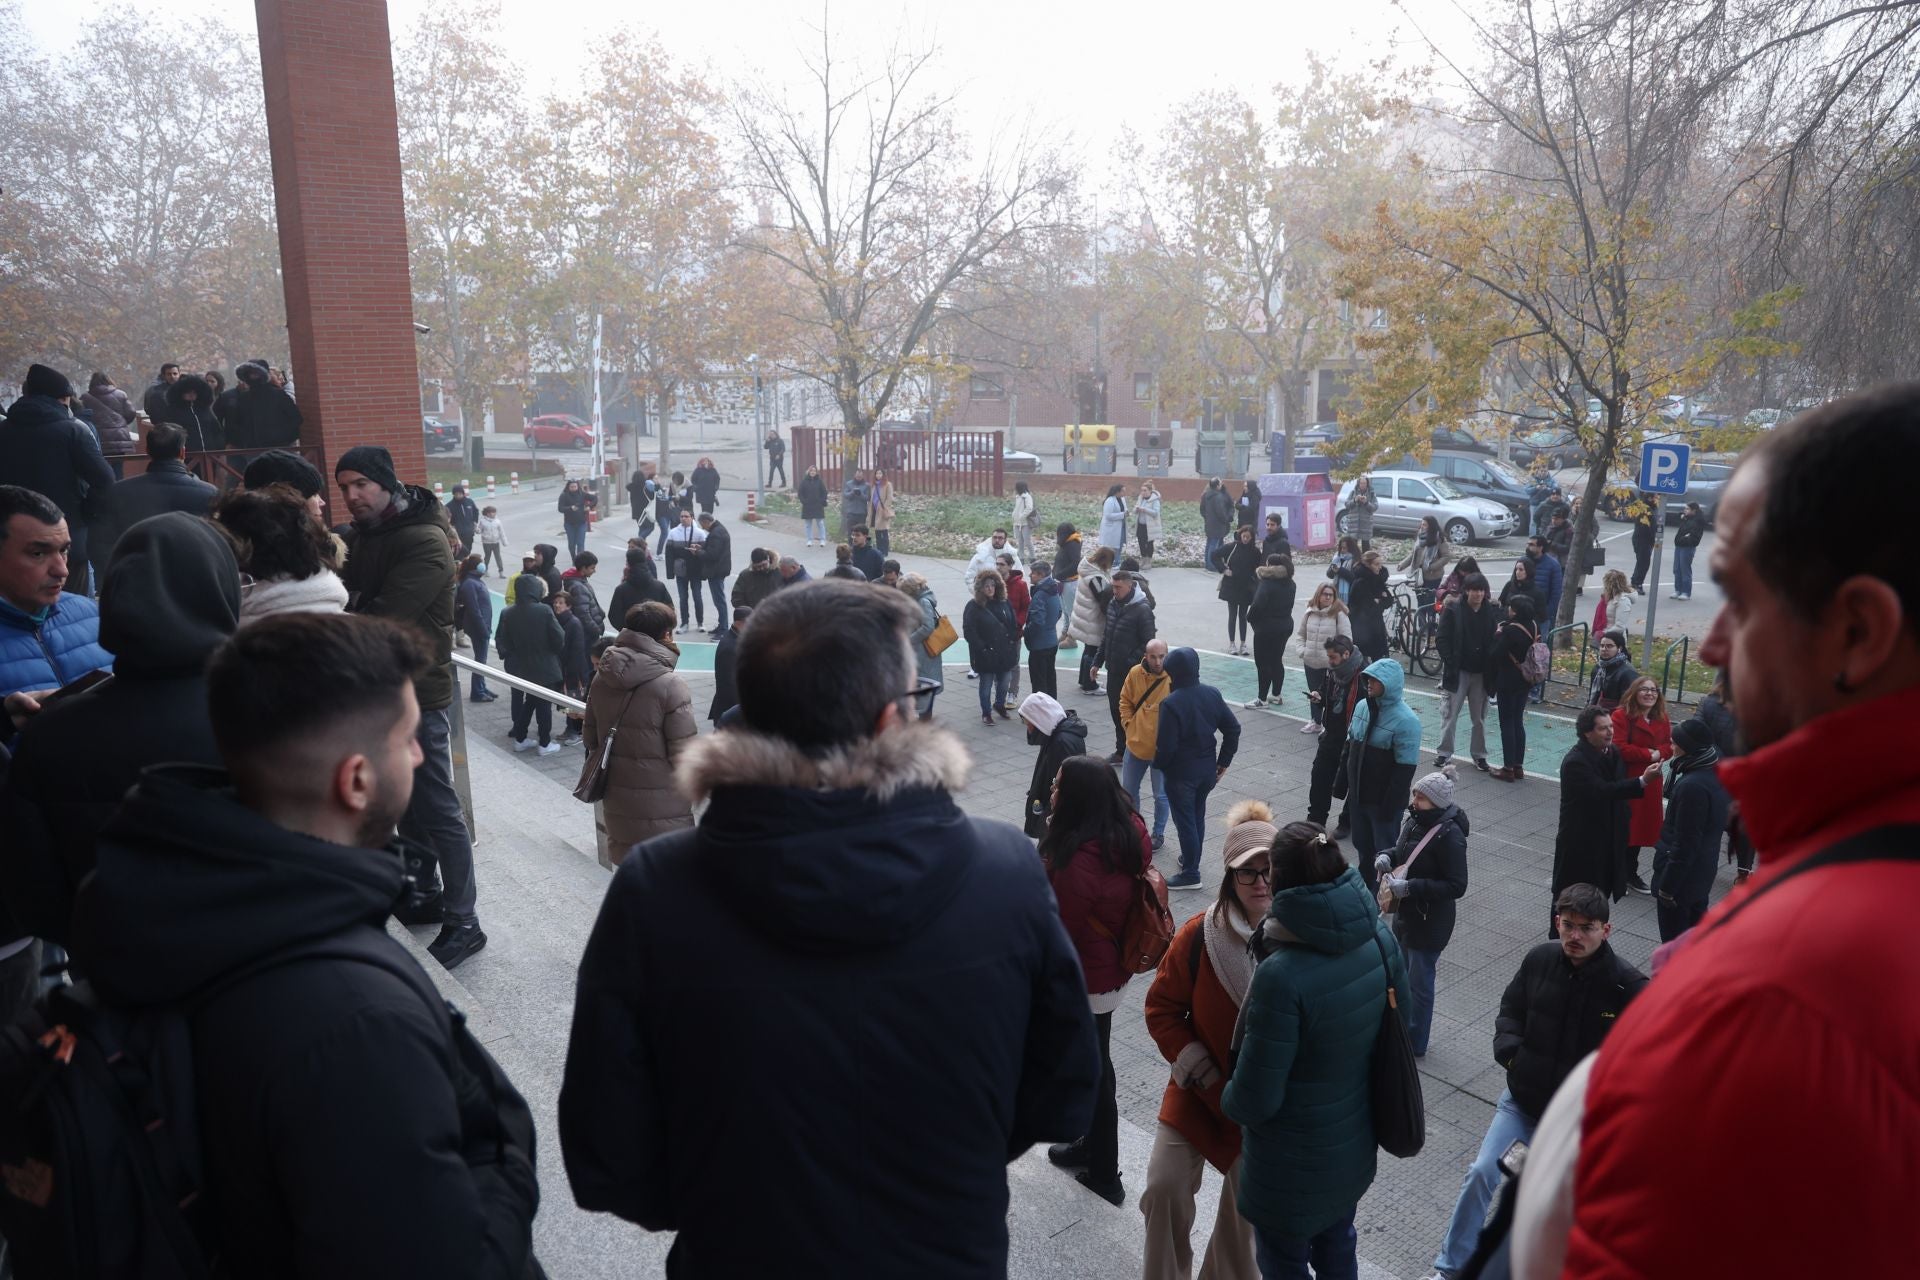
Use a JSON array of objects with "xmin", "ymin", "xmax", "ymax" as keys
[
  {"xmin": 161, "ymin": 372, "xmax": 223, "ymax": 453},
  {"xmin": 691, "ymin": 458, "xmax": 722, "ymax": 514},
  {"xmin": 962, "ymin": 568, "xmax": 1021, "ymax": 725},
  {"xmin": 1345, "ymin": 549, "xmax": 1392, "ymax": 662},
  {"xmin": 1491, "ymin": 596, "xmax": 1539, "ymax": 780},
  {"xmin": 1244, "ymin": 555, "xmax": 1296, "ymax": 706},
  {"xmin": 796, "ymin": 467, "xmax": 830, "ymax": 545},
  {"xmin": 1380, "ymin": 770, "xmax": 1469, "ymax": 1056},
  {"xmin": 1217, "ymin": 526, "xmax": 1261, "ymax": 655},
  {"xmin": 557, "ymin": 480, "xmax": 591, "ymax": 559}
]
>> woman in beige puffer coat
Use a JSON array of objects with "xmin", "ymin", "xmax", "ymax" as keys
[{"xmin": 584, "ymin": 600, "xmax": 698, "ymax": 863}]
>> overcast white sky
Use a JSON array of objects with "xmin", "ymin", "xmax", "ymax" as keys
[{"xmin": 20, "ymin": 0, "xmax": 1478, "ymax": 187}]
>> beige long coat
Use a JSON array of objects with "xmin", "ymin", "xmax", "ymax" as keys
[{"xmin": 584, "ymin": 630, "xmax": 698, "ymax": 860}]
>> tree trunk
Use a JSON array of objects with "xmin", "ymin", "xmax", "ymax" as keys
[
  {"xmin": 1558, "ymin": 425, "xmax": 1620, "ymax": 634},
  {"xmin": 655, "ymin": 386, "xmax": 673, "ymax": 473}
]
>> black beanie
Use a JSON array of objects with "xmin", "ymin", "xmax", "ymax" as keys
[
  {"xmin": 244, "ymin": 449, "xmax": 324, "ymax": 498},
  {"xmin": 23, "ymin": 363, "xmax": 73, "ymax": 399},
  {"xmin": 335, "ymin": 445, "xmax": 402, "ymax": 494},
  {"xmin": 1672, "ymin": 718, "xmax": 1715, "ymax": 756}
]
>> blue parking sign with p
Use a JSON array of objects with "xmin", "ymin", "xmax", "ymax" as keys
[{"xmin": 1639, "ymin": 442, "xmax": 1691, "ymax": 495}]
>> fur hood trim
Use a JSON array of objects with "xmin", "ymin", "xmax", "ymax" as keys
[
  {"xmin": 1256, "ymin": 563, "xmax": 1293, "ymax": 580},
  {"xmin": 676, "ymin": 718, "xmax": 972, "ymax": 805},
  {"xmin": 971, "ymin": 567, "xmax": 1006, "ymax": 603}
]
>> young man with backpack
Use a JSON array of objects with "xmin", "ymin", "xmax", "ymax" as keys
[{"xmin": 2, "ymin": 613, "xmax": 541, "ymax": 1277}]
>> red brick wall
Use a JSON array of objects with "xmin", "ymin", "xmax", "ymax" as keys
[{"xmin": 256, "ymin": 0, "xmax": 425, "ymax": 504}]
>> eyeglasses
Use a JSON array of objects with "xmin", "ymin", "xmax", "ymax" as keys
[
  {"xmin": 1555, "ymin": 918, "xmax": 1605, "ymax": 935},
  {"xmin": 902, "ymin": 676, "xmax": 941, "ymax": 704},
  {"xmin": 1231, "ymin": 865, "xmax": 1272, "ymax": 885}
]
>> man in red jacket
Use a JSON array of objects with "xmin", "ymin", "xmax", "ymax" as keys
[{"xmin": 1541, "ymin": 385, "xmax": 1920, "ymax": 1277}]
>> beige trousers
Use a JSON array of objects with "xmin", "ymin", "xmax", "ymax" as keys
[{"xmin": 1139, "ymin": 1122, "xmax": 1257, "ymax": 1280}]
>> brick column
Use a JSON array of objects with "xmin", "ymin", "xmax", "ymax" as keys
[{"xmin": 256, "ymin": 0, "xmax": 424, "ymax": 501}]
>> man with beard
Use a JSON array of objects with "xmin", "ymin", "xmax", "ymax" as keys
[
  {"xmin": 69, "ymin": 613, "xmax": 540, "ymax": 1275},
  {"xmin": 335, "ymin": 445, "xmax": 483, "ymax": 969}
]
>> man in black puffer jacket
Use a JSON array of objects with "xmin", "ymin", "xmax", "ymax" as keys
[
  {"xmin": 560, "ymin": 581, "xmax": 1097, "ymax": 1279},
  {"xmin": 223, "ymin": 360, "xmax": 303, "ymax": 449},
  {"xmin": 1427, "ymin": 882, "xmax": 1646, "ymax": 1279},
  {"xmin": 1099, "ymin": 569, "xmax": 1156, "ymax": 762},
  {"xmin": 0, "ymin": 365, "xmax": 116, "ymax": 588},
  {"xmin": 70, "ymin": 614, "xmax": 541, "ymax": 1278},
  {"xmin": 159, "ymin": 371, "xmax": 223, "ymax": 453},
  {"xmin": 0, "ymin": 512, "xmax": 238, "ymax": 946}
]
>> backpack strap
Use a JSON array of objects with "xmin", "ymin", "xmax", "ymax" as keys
[{"xmin": 1701, "ymin": 824, "xmax": 1920, "ymax": 937}]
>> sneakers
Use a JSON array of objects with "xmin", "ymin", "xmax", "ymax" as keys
[
  {"xmin": 1166, "ymin": 871, "xmax": 1202, "ymax": 889},
  {"xmin": 1075, "ymin": 1170, "xmax": 1125, "ymax": 1207},
  {"xmin": 427, "ymin": 921, "xmax": 487, "ymax": 971},
  {"xmin": 1105, "ymin": 749, "xmax": 1123, "ymax": 765},
  {"xmin": 1151, "ymin": 833, "xmax": 1164, "ymax": 851},
  {"xmin": 1627, "ymin": 873, "xmax": 1651, "ymax": 895},
  {"xmin": 1243, "ymin": 697, "xmax": 1266, "ymax": 709},
  {"xmin": 1298, "ymin": 720, "xmax": 1318, "ymax": 733},
  {"xmin": 1474, "ymin": 758, "xmax": 1491, "ymax": 772},
  {"xmin": 511, "ymin": 736, "xmax": 536, "ymax": 753},
  {"xmin": 538, "ymin": 741, "xmax": 563, "ymax": 756},
  {"xmin": 470, "ymin": 689, "xmax": 498, "ymax": 703},
  {"xmin": 1433, "ymin": 754, "xmax": 1452, "ymax": 767}
]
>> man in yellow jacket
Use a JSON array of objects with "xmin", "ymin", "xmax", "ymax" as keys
[{"xmin": 1118, "ymin": 638, "xmax": 1172, "ymax": 850}]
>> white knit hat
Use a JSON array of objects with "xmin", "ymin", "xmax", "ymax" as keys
[
  {"xmin": 1414, "ymin": 764, "xmax": 1458, "ymax": 808},
  {"xmin": 1017, "ymin": 692, "xmax": 1065, "ymax": 736}
]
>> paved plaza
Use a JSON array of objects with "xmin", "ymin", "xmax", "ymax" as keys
[{"xmin": 432, "ymin": 562, "xmax": 1732, "ymax": 1277}]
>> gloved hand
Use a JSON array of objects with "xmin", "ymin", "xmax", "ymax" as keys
[
  {"xmin": 1388, "ymin": 876, "xmax": 1411, "ymax": 900},
  {"xmin": 1172, "ymin": 1040, "xmax": 1222, "ymax": 1090}
]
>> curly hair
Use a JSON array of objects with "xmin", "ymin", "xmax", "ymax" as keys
[{"xmin": 211, "ymin": 484, "xmax": 335, "ymax": 581}]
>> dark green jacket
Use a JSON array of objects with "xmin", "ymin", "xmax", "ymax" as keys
[
  {"xmin": 1222, "ymin": 867, "xmax": 1410, "ymax": 1237},
  {"xmin": 341, "ymin": 485, "xmax": 457, "ymax": 710}
]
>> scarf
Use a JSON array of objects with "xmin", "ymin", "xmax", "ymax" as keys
[
  {"xmin": 1204, "ymin": 903, "xmax": 1256, "ymax": 1009},
  {"xmin": 1669, "ymin": 743, "xmax": 1720, "ymax": 784}
]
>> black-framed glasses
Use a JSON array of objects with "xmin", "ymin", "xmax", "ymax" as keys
[
  {"xmin": 1231, "ymin": 865, "xmax": 1272, "ymax": 885},
  {"xmin": 903, "ymin": 676, "xmax": 941, "ymax": 706}
]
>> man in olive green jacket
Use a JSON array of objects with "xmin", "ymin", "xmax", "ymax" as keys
[{"xmin": 336, "ymin": 445, "xmax": 485, "ymax": 970}]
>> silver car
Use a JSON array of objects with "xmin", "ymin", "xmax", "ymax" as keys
[{"xmin": 1336, "ymin": 470, "xmax": 1517, "ymax": 545}]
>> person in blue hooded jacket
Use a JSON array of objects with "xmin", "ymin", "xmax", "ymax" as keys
[
  {"xmin": 1224, "ymin": 820, "xmax": 1410, "ymax": 1277},
  {"xmin": 1153, "ymin": 647, "xmax": 1241, "ymax": 888},
  {"xmin": 1344, "ymin": 657, "xmax": 1423, "ymax": 888}
]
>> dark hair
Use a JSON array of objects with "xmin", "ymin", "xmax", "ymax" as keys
[
  {"xmin": 1265, "ymin": 553, "xmax": 1287, "ymax": 567},
  {"xmin": 1032, "ymin": 559, "xmax": 1052, "ymax": 577},
  {"xmin": 1554, "ymin": 883, "xmax": 1610, "ymax": 922},
  {"xmin": 159, "ymin": 363, "xmax": 179, "ymax": 378},
  {"xmin": 882, "ymin": 558, "xmax": 901, "ymax": 575},
  {"xmin": 736, "ymin": 581, "xmax": 917, "ymax": 752},
  {"xmin": 534, "ymin": 544, "xmax": 557, "ymax": 570},
  {"xmin": 1461, "ymin": 572, "xmax": 1490, "ymax": 595},
  {"xmin": 851, "ymin": 524, "xmax": 871, "ymax": 537},
  {"xmin": 625, "ymin": 547, "xmax": 648, "ymax": 572},
  {"xmin": 590, "ymin": 635, "xmax": 618, "ymax": 662},
  {"xmin": 671, "ymin": 471, "xmax": 685, "ymax": 484},
  {"xmin": 460, "ymin": 553, "xmax": 482, "ymax": 574},
  {"xmin": 626, "ymin": 599, "xmax": 676, "ymax": 639},
  {"xmin": 207, "ymin": 613, "xmax": 426, "ymax": 765},
  {"xmin": 1511, "ymin": 558, "xmax": 1533, "ymax": 580},
  {"xmin": 1527, "ymin": 535, "xmax": 1547, "ymax": 552},
  {"xmin": 1106, "ymin": 484, "xmax": 1124, "ymax": 499},
  {"xmin": 204, "ymin": 370, "xmax": 225, "ymax": 394},
  {"xmin": 0, "ymin": 484, "xmax": 65, "ymax": 539},
  {"xmin": 573, "ymin": 549, "xmax": 598, "ymax": 570},
  {"xmin": 1037, "ymin": 755, "xmax": 1144, "ymax": 875},
  {"xmin": 753, "ymin": 547, "xmax": 774, "ymax": 565},
  {"xmin": 1576, "ymin": 706, "xmax": 1609, "ymax": 736},
  {"xmin": 1506, "ymin": 594, "xmax": 1536, "ymax": 624},
  {"xmin": 1324, "ymin": 634, "xmax": 1355, "ymax": 655},
  {"xmin": 1744, "ymin": 385, "xmax": 1919, "ymax": 634},
  {"xmin": 834, "ymin": 543, "xmax": 853, "ymax": 565},
  {"xmin": 88, "ymin": 371, "xmax": 111, "ymax": 390},
  {"xmin": 145, "ymin": 422, "xmax": 186, "ymax": 460},
  {"xmin": 1270, "ymin": 821, "xmax": 1347, "ymax": 889},
  {"xmin": 1455, "ymin": 556, "xmax": 1480, "ymax": 577},
  {"xmin": 1016, "ymin": 480, "xmax": 1030, "ymax": 494},
  {"xmin": 211, "ymin": 485, "xmax": 333, "ymax": 581},
  {"xmin": 1600, "ymin": 628, "xmax": 1627, "ymax": 650},
  {"xmin": 1056, "ymin": 522, "xmax": 1076, "ymax": 541},
  {"xmin": 731, "ymin": 605, "xmax": 752, "ymax": 623}
]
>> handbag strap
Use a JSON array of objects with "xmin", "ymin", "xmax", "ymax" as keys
[
  {"xmin": 596, "ymin": 686, "xmax": 643, "ymax": 764},
  {"xmin": 1370, "ymin": 929, "xmax": 1399, "ymax": 1011},
  {"xmin": 1698, "ymin": 823, "xmax": 1920, "ymax": 938},
  {"xmin": 1399, "ymin": 820, "xmax": 1445, "ymax": 877}
]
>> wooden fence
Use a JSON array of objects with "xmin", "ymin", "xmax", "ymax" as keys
[{"xmin": 790, "ymin": 428, "xmax": 1005, "ymax": 497}]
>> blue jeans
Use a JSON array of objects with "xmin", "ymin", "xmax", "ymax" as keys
[
  {"xmin": 564, "ymin": 519, "xmax": 588, "ymax": 559},
  {"xmin": 466, "ymin": 630, "xmax": 492, "ymax": 697},
  {"xmin": 976, "ymin": 669, "xmax": 1010, "ymax": 717},
  {"xmin": 805, "ymin": 517, "xmax": 826, "ymax": 542},
  {"xmin": 1120, "ymin": 750, "xmax": 1168, "ymax": 840},
  {"xmin": 1253, "ymin": 1206, "xmax": 1357, "ymax": 1280},
  {"xmin": 1401, "ymin": 943, "xmax": 1439, "ymax": 1055},
  {"xmin": 1351, "ymin": 803, "xmax": 1400, "ymax": 887},
  {"xmin": 1672, "ymin": 543, "xmax": 1695, "ymax": 597},
  {"xmin": 655, "ymin": 521, "xmax": 670, "ymax": 555},
  {"xmin": 1166, "ymin": 772, "xmax": 1216, "ymax": 877},
  {"xmin": 1434, "ymin": 1091, "xmax": 1538, "ymax": 1274},
  {"xmin": 706, "ymin": 575, "xmax": 727, "ymax": 622},
  {"xmin": 1204, "ymin": 534, "xmax": 1225, "ymax": 571}
]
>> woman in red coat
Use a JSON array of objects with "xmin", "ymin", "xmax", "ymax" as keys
[
  {"xmin": 1042, "ymin": 755, "xmax": 1149, "ymax": 1209},
  {"xmin": 998, "ymin": 551, "xmax": 1031, "ymax": 701},
  {"xmin": 1611, "ymin": 676, "xmax": 1673, "ymax": 894},
  {"xmin": 1140, "ymin": 801, "xmax": 1271, "ymax": 1280}
]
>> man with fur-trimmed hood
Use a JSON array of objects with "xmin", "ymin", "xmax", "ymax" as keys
[{"xmin": 559, "ymin": 579, "xmax": 1099, "ymax": 1277}]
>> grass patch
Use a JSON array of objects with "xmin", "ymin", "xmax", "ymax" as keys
[{"xmin": 760, "ymin": 489, "xmax": 1407, "ymax": 566}]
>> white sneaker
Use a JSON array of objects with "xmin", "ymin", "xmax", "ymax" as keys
[
  {"xmin": 1243, "ymin": 698, "xmax": 1265, "ymax": 709},
  {"xmin": 1298, "ymin": 720, "xmax": 1318, "ymax": 733},
  {"xmin": 1308, "ymin": 721, "xmax": 1326, "ymax": 735},
  {"xmin": 537, "ymin": 741, "xmax": 563, "ymax": 756},
  {"xmin": 512, "ymin": 738, "xmax": 535, "ymax": 752}
]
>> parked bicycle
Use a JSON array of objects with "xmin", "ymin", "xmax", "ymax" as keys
[{"xmin": 1388, "ymin": 577, "xmax": 1442, "ymax": 676}]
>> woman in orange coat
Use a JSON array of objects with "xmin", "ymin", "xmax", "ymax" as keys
[
  {"xmin": 1611, "ymin": 675, "xmax": 1673, "ymax": 895},
  {"xmin": 1139, "ymin": 800, "xmax": 1272, "ymax": 1280}
]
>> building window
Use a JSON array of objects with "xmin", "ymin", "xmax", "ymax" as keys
[
  {"xmin": 970, "ymin": 374, "xmax": 1004, "ymax": 400},
  {"xmin": 1133, "ymin": 373, "xmax": 1153, "ymax": 401}
]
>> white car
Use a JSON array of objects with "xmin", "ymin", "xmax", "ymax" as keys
[{"xmin": 1336, "ymin": 470, "xmax": 1516, "ymax": 545}]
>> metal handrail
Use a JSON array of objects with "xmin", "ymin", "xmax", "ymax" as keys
[
  {"xmin": 1657, "ymin": 635, "xmax": 1693, "ymax": 707},
  {"xmin": 1544, "ymin": 622, "xmax": 1590, "ymax": 687},
  {"xmin": 450, "ymin": 653, "xmax": 584, "ymax": 711}
]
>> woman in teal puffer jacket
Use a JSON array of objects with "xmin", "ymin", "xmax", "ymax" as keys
[{"xmin": 1222, "ymin": 821, "xmax": 1410, "ymax": 1278}]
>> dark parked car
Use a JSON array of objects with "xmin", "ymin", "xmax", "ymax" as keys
[
  {"xmin": 1602, "ymin": 460, "xmax": 1732, "ymax": 525},
  {"xmin": 1407, "ymin": 450, "xmax": 1536, "ymax": 534},
  {"xmin": 423, "ymin": 416, "xmax": 462, "ymax": 453},
  {"xmin": 1510, "ymin": 427, "xmax": 1582, "ymax": 470}
]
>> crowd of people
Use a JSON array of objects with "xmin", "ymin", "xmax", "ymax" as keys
[{"xmin": 0, "ymin": 362, "xmax": 1913, "ymax": 1280}]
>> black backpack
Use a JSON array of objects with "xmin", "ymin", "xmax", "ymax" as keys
[{"xmin": 0, "ymin": 933, "xmax": 470, "ymax": 1279}]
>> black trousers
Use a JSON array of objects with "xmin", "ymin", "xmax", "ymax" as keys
[
  {"xmin": 510, "ymin": 688, "xmax": 553, "ymax": 746},
  {"xmin": 1252, "ymin": 626, "xmax": 1289, "ymax": 700},
  {"xmin": 1106, "ymin": 678, "xmax": 1125, "ymax": 754},
  {"xmin": 769, "ymin": 458, "xmax": 787, "ymax": 486},
  {"xmin": 1226, "ymin": 601, "xmax": 1250, "ymax": 643},
  {"xmin": 1079, "ymin": 643, "xmax": 1102, "ymax": 692},
  {"xmin": 1029, "ymin": 647, "xmax": 1058, "ymax": 698},
  {"xmin": 1086, "ymin": 1009, "xmax": 1118, "ymax": 1181},
  {"xmin": 1308, "ymin": 717, "xmax": 1350, "ymax": 828},
  {"xmin": 1631, "ymin": 533, "xmax": 1654, "ymax": 588}
]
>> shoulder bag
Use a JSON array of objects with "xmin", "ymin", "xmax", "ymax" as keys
[
  {"xmin": 1369, "ymin": 930, "xmax": 1426, "ymax": 1157},
  {"xmin": 924, "ymin": 613, "xmax": 959, "ymax": 657},
  {"xmin": 574, "ymin": 688, "xmax": 639, "ymax": 803},
  {"xmin": 1377, "ymin": 821, "xmax": 1444, "ymax": 917}
]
